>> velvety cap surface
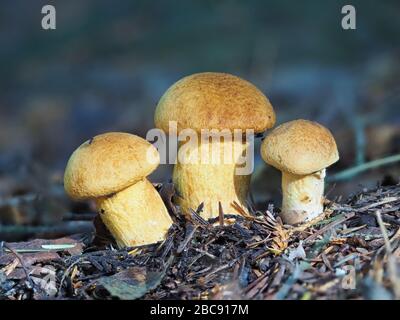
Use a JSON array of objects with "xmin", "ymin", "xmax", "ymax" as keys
[
  {"xmin": 64, "ymin": 132, "xmax": 160, "ymax": 199},
  {"xmin": 154, "ymin": 72, "xmax": 276, "ymax": 133},
  {"xmin": 261, "ymin": 120, "xmax": 339, "ymax": 175}
]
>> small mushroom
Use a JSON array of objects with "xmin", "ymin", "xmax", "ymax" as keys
[
  {"xmin": 261, "ymin": 120, "xmax": 339, "ymax": 224},
  {"xmin": 64, "ymin": 132, "xmax": 173, "ymax": 247},
  {"xmin": 155, "ymin": 72, "xmax": 276, "ymax": 219}
]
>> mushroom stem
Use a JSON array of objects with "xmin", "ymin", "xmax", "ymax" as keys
[
  {"xmin": 96, "ymin": 178, "xmax": 172, "ymax": 247},
  {"xmin": 281, "ymin": 169, "xmax": 326, "ymax": 224},
  {"xmin": 173, "ymin": 138, "xmax": 251, "ymax": 220}
]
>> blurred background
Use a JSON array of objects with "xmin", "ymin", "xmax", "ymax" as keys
[{"xmin": 0, "ymin": 0, "xmax": 399, "ymax": 240}]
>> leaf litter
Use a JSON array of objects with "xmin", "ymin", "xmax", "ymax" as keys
[{"xmin": 0, "ymin": 183, "xmax": 399, "ymax": 300}]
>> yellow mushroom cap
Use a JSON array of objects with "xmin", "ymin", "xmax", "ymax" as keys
[
  {"xmin": 64, "ymin": 132, "xmax": 160, "ymax": 200},
  {"xmin": 261, "ymin": 120, "xmax": 339, "ymax": 175},
  {"xmin": 154, "ymin": 72, "xmax": 276, "ymax": 134}
]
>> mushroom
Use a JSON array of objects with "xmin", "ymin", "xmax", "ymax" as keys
[
  {"xmin": 261, "ymin": 120, "xmax": 339, "ymax": 224},
  {"xmin": 155, "ymin": 72, "xmax": 276, "ymax": 219},
  {"xmin": 64, "ymin": 132, "xmax": 173, "ymax": 247}
]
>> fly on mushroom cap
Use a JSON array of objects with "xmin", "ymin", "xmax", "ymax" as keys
[
  {"xmin": 64, "ymin": 132, "xmax": 172, "ymax": 247},
  {"xmin": 155, "ymin": 72, "xmax": 276, "ymax": 220},
  {"xmin": 261, "ymin": 120, "xmax": 339, "ymax": 225}
]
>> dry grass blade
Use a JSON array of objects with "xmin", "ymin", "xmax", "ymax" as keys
[
  {"xmin": 290, "ymin": 209, "xmax": 332, "ymax": 233},
  {"xmin": 264, "ymin": 211, "xmax": 289, "ymax": 254},
  {"xmin": 376, "ymin": 210, "xmax": 400, "ymax": 299},
  {"xmin": 177, "ymin": 224, "xmax": 198, "ymax": 254},
  {"xmin": 232, "ymin": 201, "xmax": 254, "ymax": 220},
  {"xmin": 218, "ymin": 202, "xmax": 224, "ymax": 226},
  {"xmin": 304, "ymin": 212, "xmax": 355, "ymax": 243},
  {"xmin": 189, "ymin": 204, "xmax": 210, "ymax": 227}
]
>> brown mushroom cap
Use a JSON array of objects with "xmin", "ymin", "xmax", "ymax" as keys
[
  {"xmin": 64, "ymin": 132, "xmax": 160, "ymax": 200},
  {"xmin": 154, "ymin": 72, "xmax": 276, "ymax": 133},
  {"xmin": 261, "ymin": 120, "xmax": 339, "ymax": 175}
]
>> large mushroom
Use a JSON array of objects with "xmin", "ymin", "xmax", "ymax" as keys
[
  {"xmin": 155, "ymin": 72, "xmax": 276, "ymax": 219},
  {"xmin": 261, "ymin": 120, "xmax": 339, "ymax": 224},
  {"xmin": 64, "ymin": 132, "xmax": 173, "ymax": 247}
]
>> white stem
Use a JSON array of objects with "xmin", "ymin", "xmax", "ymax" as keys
[{"xmin": 281, "ymin": 169, "xmax": 326, "ymax": 224}]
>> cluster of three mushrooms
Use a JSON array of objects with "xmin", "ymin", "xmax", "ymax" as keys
[{"xmin": 64, "ymin": 72, "xmax": 338, "ymax": 248}]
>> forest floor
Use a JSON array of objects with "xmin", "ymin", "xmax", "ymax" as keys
[{"xmin": 1, "ymin": 183, "xmax": 399, "ymax": 300}]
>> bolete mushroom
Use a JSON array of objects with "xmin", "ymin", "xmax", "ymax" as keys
[
  {"xmin": 155, "ymin": 72, "xmax": 276, "ymax": 219},
  {"xmin": 64, "ymin": 132, "xmax": 173, "ymax": 247},
  {"xmin": 261, "ymin": 120, "xmax": 339, "ymax": 224}
]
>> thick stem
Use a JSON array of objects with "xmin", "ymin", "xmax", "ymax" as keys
[
  {"xmin": 173, "ymin": 138, "xmax": 251, "ymax": 220},
  {"xmin": 281, "ymin": 169, "xmax": 326, "ymax": 224},
  {"xmin": 96, "ymin": 178, "xmax": 172, "ymax": 247}
]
